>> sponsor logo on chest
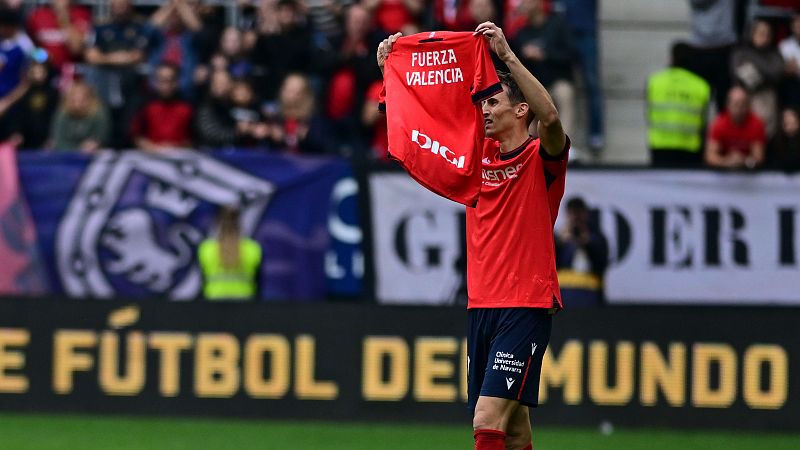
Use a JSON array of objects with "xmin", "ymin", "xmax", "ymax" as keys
[{"xmin": 481, "ymin": 162, "xmax": 523, "ymax": 186}]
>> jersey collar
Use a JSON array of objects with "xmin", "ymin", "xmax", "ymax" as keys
[{"xmin": 498, "ymin": 136, "xmax": 533, "ymax": 161}]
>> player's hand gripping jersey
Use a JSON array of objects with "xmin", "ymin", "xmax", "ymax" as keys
[{"xmin": 380, "ymin": 31, "xmax": 502, "ymax": 206}]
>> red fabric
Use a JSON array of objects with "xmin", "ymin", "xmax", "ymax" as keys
[
  {"xmin": 375, "ymin": 0, "xmax": 414, "ymax": 33},
  {"xmin": 434, "ymin": 0, "xmax": 474, "ymax": 31},
  {"xmin": 366, "ymin": 81, "xmax": 389, "ymax": 158},
  {"xmin": 326, "ymin": 68, "xmax": 357, "ymax": 120},
  {"xmin": 709, "ymin": 111, "xmax": 766, "ymax": 157},
  {"xmin": 26, "ymin": 5, "xmax": 93, "ymax": 70},
  {"xmin": 283, "ymin": 118, "xmax": 301, "ymax": 152},
  {"xmin": 0, "ymin": 144, "xmax": 48, "ymax": 295},
  {"xmin": 466, "ymin": 137, "xmax": 569, "ymax": 309},
  {"xmin": 473, "ymin": 429, "xmax": 506, "ymax": 450},
  {"xmin": 131, "ymin": 100, "xmax": 194, "ymax": 146},
  {"xmin": 760, "ymin": 0, "xmax": 800, "ymax": 12},
  {"xmin": 161, "ymin": 31, "xmax": 183, "ymax": 65},
  {"xmin": 504, "ymin": 0, "xmax": 553, "ymax": 38},
  {"xmin": 381, "ymin": 31, "xmax": 501, "ymax": 206},
  {"xmin": 517, "ymin": 354, "xmax": 534, "ymax": 400}
]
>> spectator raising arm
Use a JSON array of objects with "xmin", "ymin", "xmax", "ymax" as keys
[
  {"xmin": 150, "ymin": 0, "xmax": 201, "ymax": 33},
  {"xmin": 52, "ymin": 0, "xmax": 87, "ymax": 59}
]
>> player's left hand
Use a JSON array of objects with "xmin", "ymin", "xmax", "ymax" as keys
[{"xmin": 474, "ymin": 22, "xmax": 513, "ymax": 63}]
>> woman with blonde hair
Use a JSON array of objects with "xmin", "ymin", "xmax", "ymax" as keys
[
  {"xmin": 267, "ymin": 72, "xmax": 332, "ymax": 153},
  {"xmin": 198, "ymin": 207, "xmax": 262, "ymax": 301},
  {"xmin": 48, "ymin": 80, "xmax": 110, "ymax": 152}
]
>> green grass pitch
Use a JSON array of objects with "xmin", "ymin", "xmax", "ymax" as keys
[{"xmin": 0, "ymin": 413, "xmax": 798, "ymax": 449}]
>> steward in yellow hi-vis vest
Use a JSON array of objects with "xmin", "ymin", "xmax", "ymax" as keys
[
  {"xmin": 647, "ymin": 43, "xmax": 711, "ymax": 167},
  {"xmin": 198, "ymin": 207, "xmax": 262, "ymax": 301}
]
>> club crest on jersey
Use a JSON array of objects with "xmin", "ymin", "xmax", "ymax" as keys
[
  {"xmin": 411, "ymin": 130, "xmax": 465, "ymax": 169},
  {"xmin": 56, "ymin": 150, "xmax": 274, "ymax": 300}
]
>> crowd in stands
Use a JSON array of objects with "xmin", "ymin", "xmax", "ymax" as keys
[
  {"xmin": 648, "ymin": 0, "xmax": 800, "ymax": 171},
  {"xmin": 2, "ymin": 0, "xmax": 798, "ymax": 171},
  {"xmin": 0, "ymin": 0, "xmax": 604, "ymax": 160}
]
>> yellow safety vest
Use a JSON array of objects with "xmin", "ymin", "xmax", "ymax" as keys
[
  {"xmin": 647, "ymin": 67, "xmax": 711, "ymax": 153},
  {"xmin": 198, "ymin": 238, "xmax": 262, "ymax": 300}
]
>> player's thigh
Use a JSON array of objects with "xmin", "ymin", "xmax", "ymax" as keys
[
  {"xmin": 480, "ymin": 308, "xmax": 552, "ymax": 409},
  {"xmin": 467, "ymin": 308, "xmax": 496, "ymax": 412}
]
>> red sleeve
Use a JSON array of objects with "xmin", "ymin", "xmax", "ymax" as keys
[
  {"xmin": 471, "ymin": 35, "xmax": 502, "ymax": 103},
  {"xmin": 377, "ymin": 81, "xmax": 386, "ymax": 113},
  {"xmin": 366, "ymin": 80, "xmax": 382, "ymax": 101},
  {"xmin": 709, "ymin": 116, "xmax": 725, "ymax": 141},
  {"xmin": 25, "ymin": 10, "xmax": 41, "ymax": 41},
  {"xmin": 73, "ymin": 8, "xmax": 94, "ymax": 34},
  {"xmin": 752, "ymin": 116, "xmax": 767, "ymax": 144},
  {"xmin": 541, "ymin": 137, "xmax": 570, "ymax": 225},
  {"xmin": 130, "ymin": 107, "xmax": 146, "ymax": 140},
  {"xmin": 540, "ymin": 135, "xmax": 570, "ymax": 175}
]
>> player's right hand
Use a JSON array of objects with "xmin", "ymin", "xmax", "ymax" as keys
[
  {"xmin": 474, "ymin": 22, "xmax": 513, "ymax": 63},
  {"xmin": 377, "ymin": 32, "xmax": 403, "ymax": 73}
]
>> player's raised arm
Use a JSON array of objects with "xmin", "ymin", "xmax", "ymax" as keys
[
  {"xmin": 376, "ymin": 32, "xmax": 403, "ymax": 76},
  {"xmin": 475, "ymin": 21, "xmax": 566, "ymax": 156}
]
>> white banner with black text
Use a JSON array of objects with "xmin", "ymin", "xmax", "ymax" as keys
[{"xmin": 368, "ymin": 170, "xmax": 800, "ymax": 305}]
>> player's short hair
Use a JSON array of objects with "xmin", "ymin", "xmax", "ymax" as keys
[
  {"xmin": 497, "ymin": 71, "xmax": 534, "ymax": 125},
  {"xmin": 497, "ymin": 71, "xmax": 524, "ymax": 104}
]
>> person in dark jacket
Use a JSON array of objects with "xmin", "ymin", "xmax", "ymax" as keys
[{"xmin": 555, "ymin": 197, "xmax": 609, "ymax": 306}]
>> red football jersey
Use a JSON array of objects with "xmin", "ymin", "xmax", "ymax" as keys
[
  {"xmin": 381, "ymin": 31, "xmax": 502, "ymax": 207},
  {"xmin": 26, "ymin": 6, "xmax": 93, "ymax": 70},
  {"xmin": 709, "ymin": 111, "xmax": 766, "ymax": 156},
  {"xmin": 466, "ymin": 136, "xmax": 570, "ymax": 309}
]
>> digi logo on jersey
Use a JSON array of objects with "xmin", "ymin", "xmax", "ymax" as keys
[
  {"xmin": 55, "ymin": 150, "xmax": 274, "ymax": 300},
  {"xmin": 411, "ymin": 130, "xmax": 465, "ymax": 169}
]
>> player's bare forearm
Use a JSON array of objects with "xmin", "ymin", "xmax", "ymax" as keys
[
  {"xmin": 504, "ymin": 55, "xmax": 565, "ymax": 155},
  {"xmin": 475, "ymin": 21, "xmax": 565, "ymax": 155}
]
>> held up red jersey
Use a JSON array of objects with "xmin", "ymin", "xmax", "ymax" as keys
[
  {"xmin": 380, "ymin": 31, "xmax": 502, "ymax": 207},
  {"xmin": 466, "ymin": 136, "xmax": 570, "ymax": 309}
]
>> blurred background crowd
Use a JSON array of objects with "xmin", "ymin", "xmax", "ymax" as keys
[{"xmin": 0, "ymin": 0, "xmax": 797, "ymax": 169}]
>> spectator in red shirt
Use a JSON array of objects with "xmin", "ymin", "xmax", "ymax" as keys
[
  {"xmin": 251, "ymin": 0, "xmax": 309, "ymax": 101},
  {"xmin": 432, "ymin": 0, "xmax": 473, "ymax": 31},
  {"xmin": 26, "ymin": 0, "xmax": 92, "ymax": 75},
  {"xmin": 267, "ymin": 72, "xmax": 332, "ymax": 154},
  {"xmin": 130, "ymin": 63, "xmax": 194, "ymax": 152},
  {"xmin": 706, "ymin": 86, "xmax": 766, "ymax": 169},
  {"xmin": 360, "ymin": 79, "xmax": 388, "ymax": 160},
  {"xmin": 364, "ymin": 0, "xmax": 423, "ymax": 34},
  {"xmin": 308, "ymin": 4, "xmax": 384, "ymax": 152}
]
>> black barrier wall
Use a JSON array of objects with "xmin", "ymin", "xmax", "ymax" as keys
[{"xmin": 0, "ymin": 299, "xmax": 796, "ymax": 429}]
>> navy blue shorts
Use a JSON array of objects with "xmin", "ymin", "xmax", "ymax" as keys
[{"xmin": 467, "ymin": 308, "xmax": 553, "ymax": 411}]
